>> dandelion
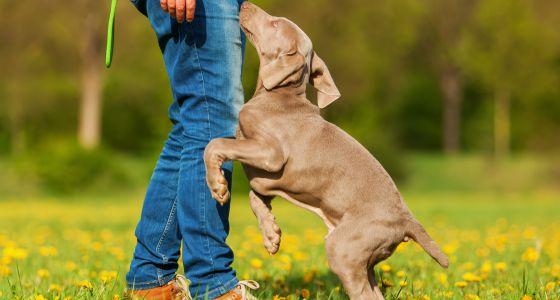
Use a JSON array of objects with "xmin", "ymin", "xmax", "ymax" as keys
[
  {"xmin": 379, "ymin": 263, "xmax": 391, "ymax": 273},
  {"xmin": 303, "ymin": 269, "xmax": 316, "ymax": 283},
  {"xmin": 250, "ymin": 258, "xmax": 263, "ymax": 269},
  {"xmin": 522, "ymin": 247, "xmax": 539, "ymax": 263},
  {"xmin": 112, "ymin": 295, "xmax": 120, "ymax": 300},
  {"xmin": 438, "ymin": 272, "xmax": 448, "ymax": 286},
  {"xmin": 382, "ymin": 279, "xmax": 393, "ymax": 287},
  {"xmin": 545, "ymin": 282, "xmax": 555, "ymax": 291},
  {"xmin": 38, "ymin": 246, "xmax": 58, "ymax": 257},
  {"xmin": 76, "ymin": 280, "xmax": 93, "ymax": 290},
  {"xmin": 495, "ymin": 262, "xmax": 507, "ymax": 271},
  {"xmin": 399, "ymin": 280, "xmax": 408, "ymax": 287},
  {"xmin": 521, "ymin": 295, "xmax": 533, "ymax": 300},
  {"xmin": 37, "ymin": 269, "xmax": 50, "ymax": 279},
  {"xmin": 99, "ymin": 270, "xmax": 118, "ymax": 283},
  {"xmin": 301, "ymin": 288, "xmax": 310, "ymax": 298},
  {"xmin": 48, "ymin": 284, "xmax": 62, "ymax": 293},
  {"xmin": 455, "ymin": 281, "xmax": 468, "ymax": 288},
  {"xmin": 462, "ymin": 272, "xmax": 482, "ymax": 282},
  {"xmin": 65, "ymin": 261, "xmax": 77, "ymax": 271},
  {"xmin": 464, "ymin": 294, "xmax": 480, "ymax": 300},
  {"xmin": 396, "ymin": 270, "xmax": 406, "ymax": 278},
  {"xmin": 480, "ymin": 261, "xmax": 492, "ymax": 273},
  {"xmin": 35, "ymin": 295, "xmax": 46, "ymax": 300},
  {"xmin": 2, "ymin": 246, "xmax": 28, "ymax": 260},
  {"xmin": 0, "ymin": 265, "xmax": 11, "ymax": 277}
]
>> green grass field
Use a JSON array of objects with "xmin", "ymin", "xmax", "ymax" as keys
[{"xmin": 0, "ymin": 155, "xmax": 559, "ymax": 299}]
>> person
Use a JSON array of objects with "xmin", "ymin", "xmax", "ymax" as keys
[{"xmin": 124, "ymin": 0, "xmax": 258, "ymax": 299}]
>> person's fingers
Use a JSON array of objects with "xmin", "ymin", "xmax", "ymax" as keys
[
  {"xmin": 186, "ymin": 0, "xmax": 196, "ymax": 22},
  {"xmin": 176, "ymin": 0, "xmax": 185, "ymax": 22},
  {"xmin": 168, "ymin": 0, "xmax": 177, "ymax": 19},
  {"xmin": 160, "ymin": 0, "xmax": 168, "ymax": 12}
]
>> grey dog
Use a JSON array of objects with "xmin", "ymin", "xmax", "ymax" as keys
[{"xmin": 203, "ymin": 2, "xmax": 449, "ymax": 299}]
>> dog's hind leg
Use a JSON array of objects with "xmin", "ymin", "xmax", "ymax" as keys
[
  {"xmin": 249, "ymin": 190, "xmax": 281, "ymax": 254},
  {"xmin": 325, "ymin": 223, "xmax": 383, "ymax": 300}
]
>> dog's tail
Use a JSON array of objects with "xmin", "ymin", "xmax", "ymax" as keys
[{"xmin": 405, "ymin": 219, "xmax": 449, "ymax": 268}]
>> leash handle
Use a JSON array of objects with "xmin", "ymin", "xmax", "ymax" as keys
[{"xmin": 105, "ymin": 0, "xmax": 118, "ymax": 68}]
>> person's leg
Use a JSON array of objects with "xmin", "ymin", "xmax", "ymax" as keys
[
  {"xmin": 128, "ymin": 0, "xmax": 245, "ymax": 297},
  {"xmin": 172, "ymin": 0, "xmax": 245, "ymax": 297},
  {"xmin": 126, "ymin": 102, "xmax": 183, "ymax": 290}
]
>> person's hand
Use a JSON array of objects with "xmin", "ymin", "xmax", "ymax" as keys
[{"xmin": 161, "ymin": 0, "xmax": 196, "ymax": 23}]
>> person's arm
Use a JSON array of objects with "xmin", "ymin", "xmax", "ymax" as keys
[{"xmin": 160, "ymin": 0, "xmax": 196, "ymax": 23}]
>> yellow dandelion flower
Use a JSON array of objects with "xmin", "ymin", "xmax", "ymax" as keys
[
  {"xmin": 396, "ymin": 270, "xmax": 406, "ymax": 278},
  {"xmin": 464, "ymin": 294, "xmax": 480, "ymax": 300},
  {"xmin": 48, "ymin": 284, "xmax": 62, "ymax": 293},
  {"xmin": 35, "ymin": 295, "xmax": 46, "ymax": 300},
  {"xmin": 37, "ymin": 269, "xmax": 50, "ymax": 279},
  {"xmin": 495, "ymin": 262, "xmax": 507, "ymax": 271},
  {"xmin": 480, "ymin": 261, "xmax": 492, "ymax": 273},
  {"xmin": 65, "ymin": 261, "xmax": 77, "ymax": 271},
  {"xmin": 419, "ymin": 295, "xmax": 430, "ymax": 300},
  {"xmin": 381, "ymin": 279, "xmax": 393, "ymax": 287},
  {"xmin": 301, "ymin": 288, "xmax": 310, "ymax": 298},
  {"xmin": 399, "ymin": 280, "xmax": 408, "ymax": 287},
  {"xmin": 462, "ymin": 272, "xmax": 481, "ymax": 282},
  {"xmin": 379, "ymin": 263, "xmax": 392, "ymax": 273},
  {"xmin": 455, "ymin": 281, "xmax": 468, "ymax": 288},
  {"xmin": 39, "ymin": 246, "xmax": 58, "ymax": 257},
  {"xmin": 438, "ymin": 272, "xmax": 448, "ymax": 286},
  {"xmin": 76, "ymin": 280, "xmax": 93, "ymax": 290},
  {"xmin": 303, "ymin": 269, "xmax": 316, "ymax": 283},
  {"xmin": 521, "ymin": 295, "xmax": 533, "ymax": 300},
  {"xmin": 0, "ymin": 265, "xmax": 11, "ymax": 277},
  {"xmin": 460, "ymin": 262, "xmax": 474, "ymax": 270},
  {"xmin": 99, "ymin": 270, "xmax": 118, "ymax": 283},
  {"xmin": 112, "ymin": 295, "xmax": 120, "ymax": 300},
  {"xmin": 522, "ymin": 247, "xmax": 539, "ymax": 263},
  {"xmin": 250, "ymin": 258, "xmax": 263, "ymax": 269},
  {"xmin": 545, "ymin": 282, "xmax": 555, "ymax": 291},
  {"xmin": 2, "ymin": 247, "xmax": 28, "ymax": 260}
]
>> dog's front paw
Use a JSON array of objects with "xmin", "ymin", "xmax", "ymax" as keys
[
  {"xmin": 259, "ymin": 217, "xmax": 281, "ymax": 254},
  {"xmin": 206, "ymin": 169, "xmax": 230, "ymax": 204}
]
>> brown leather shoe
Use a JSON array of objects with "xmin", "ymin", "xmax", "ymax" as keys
[
  {"xmin": 128, "ymin": 275, "xmax": 191, "ymax": 300},
  {"xmin": 214, "ymin": 281, "xmax": 259, "ymax": 300}
]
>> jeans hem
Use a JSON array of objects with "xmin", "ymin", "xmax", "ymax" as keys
[
  {"xmin": 126, "ymin": 273, "xmax": 177, "ymax": 290},
  {"xmin": 192, "ymin": 277, "xmax": 238, "ymax": 300}
]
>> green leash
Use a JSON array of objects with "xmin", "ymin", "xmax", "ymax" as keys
[{"xmin": 105, "ymin": 0, "xmax": 118, "ymax": 68}]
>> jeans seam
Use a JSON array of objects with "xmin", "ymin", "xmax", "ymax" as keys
[
  {"xmin": 185, "ymin": 21, "xmax": 224, "ymax": 290},
  {"xmin": 127, "ymin": 273, "xmax": 177, "ymax": 290},
  {"xmin": 155, "ymin": 196, "xmax": 178, "ymax": 285}
]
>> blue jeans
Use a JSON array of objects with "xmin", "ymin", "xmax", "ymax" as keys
[{"xmin": 125, "ymin": 0, "xmax": 245, "ymax": 298}]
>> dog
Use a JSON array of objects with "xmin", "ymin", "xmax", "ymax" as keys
[{"xmin": 203, "ymin": 2, "xmax": 449, "ymax": 299}]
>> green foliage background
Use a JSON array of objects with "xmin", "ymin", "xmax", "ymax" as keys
[{"xmin": 0, "ymin": 0, "xmax": 559, "ymax": 194}]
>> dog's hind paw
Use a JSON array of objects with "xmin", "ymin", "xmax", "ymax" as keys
[{"xmin": 260, "ymin": 217, "xmax": 281, "ymax": 254}]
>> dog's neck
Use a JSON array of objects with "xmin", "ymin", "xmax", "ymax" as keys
[{"xmin": 253, "ymin": 76, "xmax": 307, "ymax": 99}]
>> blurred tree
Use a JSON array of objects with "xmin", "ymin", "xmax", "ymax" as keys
[
  {"xmin": 422, "ymin": 0, "xmax": 474, "ymax": 154},
  {"xmin": 457, "ymin": 0, "xmax": 558, "ymax": 158},
  {"xmin": 77, "ymin": 0, "xmax": 106, "ymax": 149}
]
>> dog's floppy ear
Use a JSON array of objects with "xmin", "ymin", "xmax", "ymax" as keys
[
  {"xmin": 309, "ymin": 52, "xmax": 341, "ymax": 108},
  {"xmin": 260, "ymin": 51, "xmax": 306, "ymax": 90}
]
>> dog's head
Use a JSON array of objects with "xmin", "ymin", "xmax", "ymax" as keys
[{"xmin": 239, "ymin": 1, "xmax": 341, "ymax": 108}]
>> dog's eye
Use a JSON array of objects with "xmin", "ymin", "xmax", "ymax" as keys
[{"xmin": 271, "ymin": 20, "xmax": 279, "ymax": 28}]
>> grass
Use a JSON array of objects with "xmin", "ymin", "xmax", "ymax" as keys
[{"xmin": 0, "ymin": 154, "xmax": 559, "ymax": 299}]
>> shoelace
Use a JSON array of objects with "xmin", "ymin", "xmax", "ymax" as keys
[
  {"xmin": 175, "ymin": 275, "xmax": 192, "ymax": 300},
  {"xmin": 237, "ymin": 280, "xmax": 260, "ymax": 299}
]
